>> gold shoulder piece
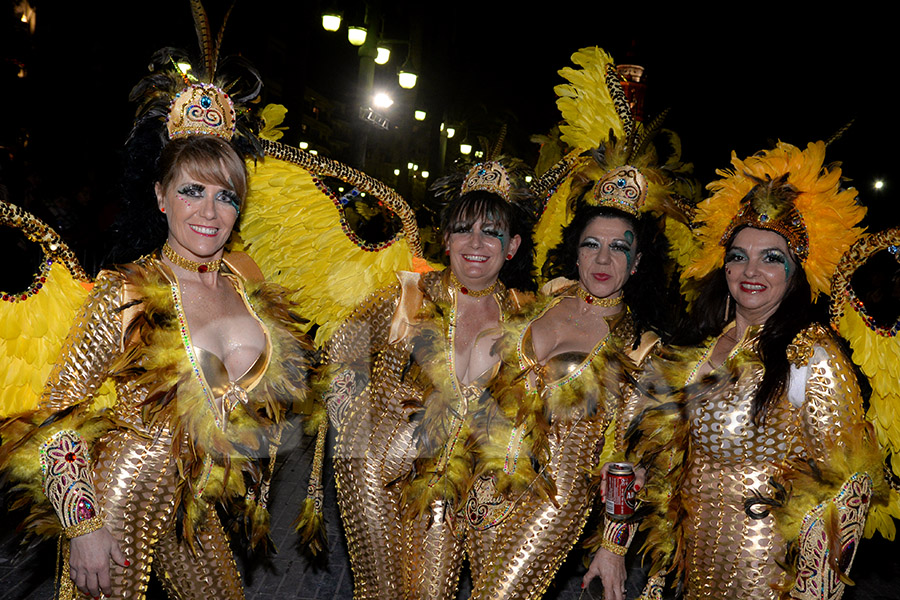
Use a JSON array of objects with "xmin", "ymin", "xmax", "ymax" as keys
[
  {"xmin": 786, "ymin": 323, "xmax": 829, "ymax": 367},
  {"xmin": 223, "ymin": 251, "xmax": 265, "ymax": 284}
]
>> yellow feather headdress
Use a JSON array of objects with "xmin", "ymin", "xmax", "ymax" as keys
[
  {"xmin": 683, "ymin": 141, "xmax": 866, "ymax": 299},
  {"xmin": 532, "ymin": 47, "xmax": 696, "ymax": 281}
]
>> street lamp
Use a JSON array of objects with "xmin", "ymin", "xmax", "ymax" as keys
[
  {"xmin": 445, "ymin": 127, "xmax": 455, "ymax": 139},
  {"xmin": 398, "ymin": 68, "xmax": 417, "ymax": 89},
  {"xmin": 414, "ymin": 110, "xmax": 426, "ymax": 121},
  {"xmin": 460, "ymin": 143, "xmax": 472, "ymax": 155},
  {"xmin": 375, "ymin": 46, "xmax": 391, "ymax": 65},
  {"xmin": 347, "ymin": 26, "xmax": 367, "ymax": 46},
  {"xmin": 321, "ymin": 11, "xmax": 342, "ymax": 31},
  {"xmin": 373, "ymin": 92, "xmax": 393, "ymax": 108}
]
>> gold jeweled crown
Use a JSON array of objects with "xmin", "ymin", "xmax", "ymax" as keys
[
  {"xmin": 718, "ymin": 176, "xmax": 809, "ymax": 261},
  {"xmin": 166, "ymin": 82, "xmax": 236, "ymax": 140},
  {"xmin": 460, "ymin": 161, "xmax": 511, "ymax": 201},
  {"xmin": 589, "ymin": 165, "xmax": 647, "ymax": 216}
]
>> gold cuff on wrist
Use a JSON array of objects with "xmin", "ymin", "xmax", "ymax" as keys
[{"xmin": 64, "ymin": 515, "xmax": 103, "ymax": 539}]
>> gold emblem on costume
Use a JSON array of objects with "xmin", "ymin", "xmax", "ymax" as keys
[
  {"xmin": 589, "ymin": 165, "xmax": 646, "ymax": 215},
  {"xmin": 167, "ymin": 83, "xmax": 236, "ymax": 140},
  {"xmin": 464, "ymin": 474, "xmax": 515, "ymax": 530},
  {"xmin": 460, "ymin": 161, "xmax": 511, "ymax": 201}
]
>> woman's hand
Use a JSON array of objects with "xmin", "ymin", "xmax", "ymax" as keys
[
  {"xmin": 598, "ymin": 463, "xmax": 646, "ymax": 503},
  {"xmin": 582, "ymin": 548, "xmax": 627, "ymax": 600},
  {"xmin": 69, "ymin": 527, "xmax": 128, "ymax": 598}
]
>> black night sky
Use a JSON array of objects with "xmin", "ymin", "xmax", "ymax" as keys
[{"xmin": 3, "ymin": 1, "xmax": 896, "ymax": 249}]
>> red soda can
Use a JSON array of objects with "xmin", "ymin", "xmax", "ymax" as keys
[{"xmin": 605, "ymin": 462, "xmax": 636, "ymax": 520}]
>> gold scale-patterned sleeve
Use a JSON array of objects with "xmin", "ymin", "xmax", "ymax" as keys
[
  {"xmin": 37, "ymin": 273, "xmax": 125, "ymax": 535},
  {"xmin": 320, "ymin": 282, "xmax": 403, "ymax": 431},
  {"xmin": 786, "ymin": 326, "xmax": 884, "ymax": 599},
  {"xmin": 793, "ymin": 327, "xmax": 868, "ymax": 462},
  {"xmin": 324, "ymin": 283, "xmax": 402, "ymax": 365}
]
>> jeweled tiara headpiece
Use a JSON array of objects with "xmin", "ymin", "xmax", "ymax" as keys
[
  {"xmin": 589, "ymin": 165, "xmax": 647, "ymax": 216},
  {"xmin": 460, "ymin": 161, "xmax": 512, "ymax": 201},
  {"xmin": 167, "ymin": 82, "xmax": 236, "ymax": 140},
  {"xmin": 129, "ymin": 2, "xmax": 261, "ymax": 151}
]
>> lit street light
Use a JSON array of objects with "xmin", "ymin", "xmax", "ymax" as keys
[
  {"xmin": 347, "ymin": 26, "xmax": 367, "ymax": 46},
  {"xmin": 321, "ymin": 12, "xmax": 342, "ymax": 31},
  {"xmin": 375, "ymin": 46, "xmax": 391, "ymax": 65},
  {"xmin": 373, "ymin": 92, "xmax": 393, "ymax": 108}
]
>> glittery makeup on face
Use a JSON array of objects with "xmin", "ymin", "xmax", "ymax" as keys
[
  {"xmin": 725, "ymin": 248, "xmax": 748, "ymax": 264},
  {"xmin": 764, "ymin": 249, "xmax": 791, "ymax": 279},
  {"xmin": 177, "ymin": 183, "xmax": 205, "ymax": 207},
  {"xmin": 619, "ymin": 230, "xmax": 635, "ymax": 268},
  {"xmin": 217, "ymin": 189, "xmax": 241, "ymax": 215}
]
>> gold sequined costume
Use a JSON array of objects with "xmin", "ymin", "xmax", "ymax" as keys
[
  {"xmin": 0, "ymin": 253, "xmax": 310, "ymax": 600},
  {"xmin": 635, "ymin": 323, "xmax": 888, "ymax": 600},
  {"xmin": 322, "ymin": 269, "xmax": 529, "ymax": 600},
  {"xmin": 462, "ymin": 282, "xmax": 655, "ymax": 599}
]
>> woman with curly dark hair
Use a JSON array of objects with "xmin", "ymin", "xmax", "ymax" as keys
[{"xmin": 460, "ymin": 162, "xmax": 674, "ymax": 600}]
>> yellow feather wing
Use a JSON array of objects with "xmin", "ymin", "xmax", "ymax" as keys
[
  {"xmin": 240, "ymin": 142, "xmax": 432, "ymax": 347},
  {"xmin": 0, "ymin": 201, "xmax": 116, "ymax": 418},
  {"xmin": 831, "ymin": 228, "xmax": 900, "ymax": 539}
]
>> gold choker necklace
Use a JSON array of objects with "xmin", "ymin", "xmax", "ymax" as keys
[
  {"xmin": 450, "ymin": 271, "xmax": 496, "ymax": 298},
  {"xmin": 162, "ymin": 242, "xmax": 222, "ymax": 273},
  {"xmin": 575, "ymin": 285, "xmax": 623, "ymax": 307}
]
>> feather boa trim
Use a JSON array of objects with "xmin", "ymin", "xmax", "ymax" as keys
[
  {"xmin": 396, "ymin": 271, "xmax": 531, "ymax": 518},
  {"xmin": 473, "ymin": 284, "xmax": 637, "ymax": 503},
  {"xmin": 1, "ymin": 256, "xmax": 312, "ymax": 549},
  {"xmin": 627, "ymin": 339, "xmax": 757, "ymax": 580}
]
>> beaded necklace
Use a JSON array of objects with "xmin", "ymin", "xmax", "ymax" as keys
[
  {"xmin": 163, "ymin": 241, "xmax": 222, "ymax": 273},
  {"xmin": 449, "ymin": 270, "xmax": 497, "ymax": 298},
  {"xmin": 575, "ymin": 285, "xmax": 623, "ymax": 307}
]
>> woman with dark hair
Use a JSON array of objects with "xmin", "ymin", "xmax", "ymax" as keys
[
  {"xmin": 0, "ymin": 130, "xmax": 310, "ymax": 600},
  {"xmin": 320, "ymin": 161, "xmax": 536, "ymax": 600},
  {"xmin": 461, "ymin": 163, "xmax": 671, "ymax": 600},
  {"xmin": 633, "ymin": 141, "xmax": 888, "ymax": 600}
]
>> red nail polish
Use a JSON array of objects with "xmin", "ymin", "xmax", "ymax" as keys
[
  {"xmin": 124, "ymin": 560, "xmax": 131, "ymax": 567},
  {"xmin": 581, "ymin": 582, "xmax": 585, "ymax": 589}
]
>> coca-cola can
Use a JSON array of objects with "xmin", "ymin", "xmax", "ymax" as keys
[{"xmin": 605, "ymin": 462, "xmax": 636, "ymax": 520}]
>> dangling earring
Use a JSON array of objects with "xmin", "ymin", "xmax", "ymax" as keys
[{"xmin": 724, "ymin": 293, "xmax": 732, "ymax": 323}]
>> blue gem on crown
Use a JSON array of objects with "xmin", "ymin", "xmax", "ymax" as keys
[{"xmin": 200, "ymin": 95, "xmax": 212, "ymax": 109}]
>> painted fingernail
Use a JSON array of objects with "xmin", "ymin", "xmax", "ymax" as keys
[
  {"xmin": 581, "ymin": 582, "xmax": 585, "ymax": 589},
  {"xmin": 124, "ymin": 560, "xmax": 131, "ymax": 567}
]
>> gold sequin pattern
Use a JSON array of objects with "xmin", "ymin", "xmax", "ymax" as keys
[
  {"xmin": 40, "ymin": 275, "xmax": 124, "ymax": 412},
  {"xmin": 678, "ymin": 327, "xmax": 867, "ymax": 599},
  {"xmin": 329, "ymin": 286, "xmax": 421, "ymax": 598},
  {"xmin": 466, "ymin": 415, "xmax": 605, "ymax": 599}
]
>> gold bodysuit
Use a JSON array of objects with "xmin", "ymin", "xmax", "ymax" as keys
[
  {"xmin": 0, "ymin": 253, "xmax": 309, "ymax": 600},
  {"xmin": 463, "ymin": 287, "xmax": 651, "ymax": 600},
  {"xmin": 324, "ymin": 269, "xmax": 527, "ymax": 600},
  {"xmin": 640, "ymin": 323, "xmax": 885, "ymax": 600}
]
